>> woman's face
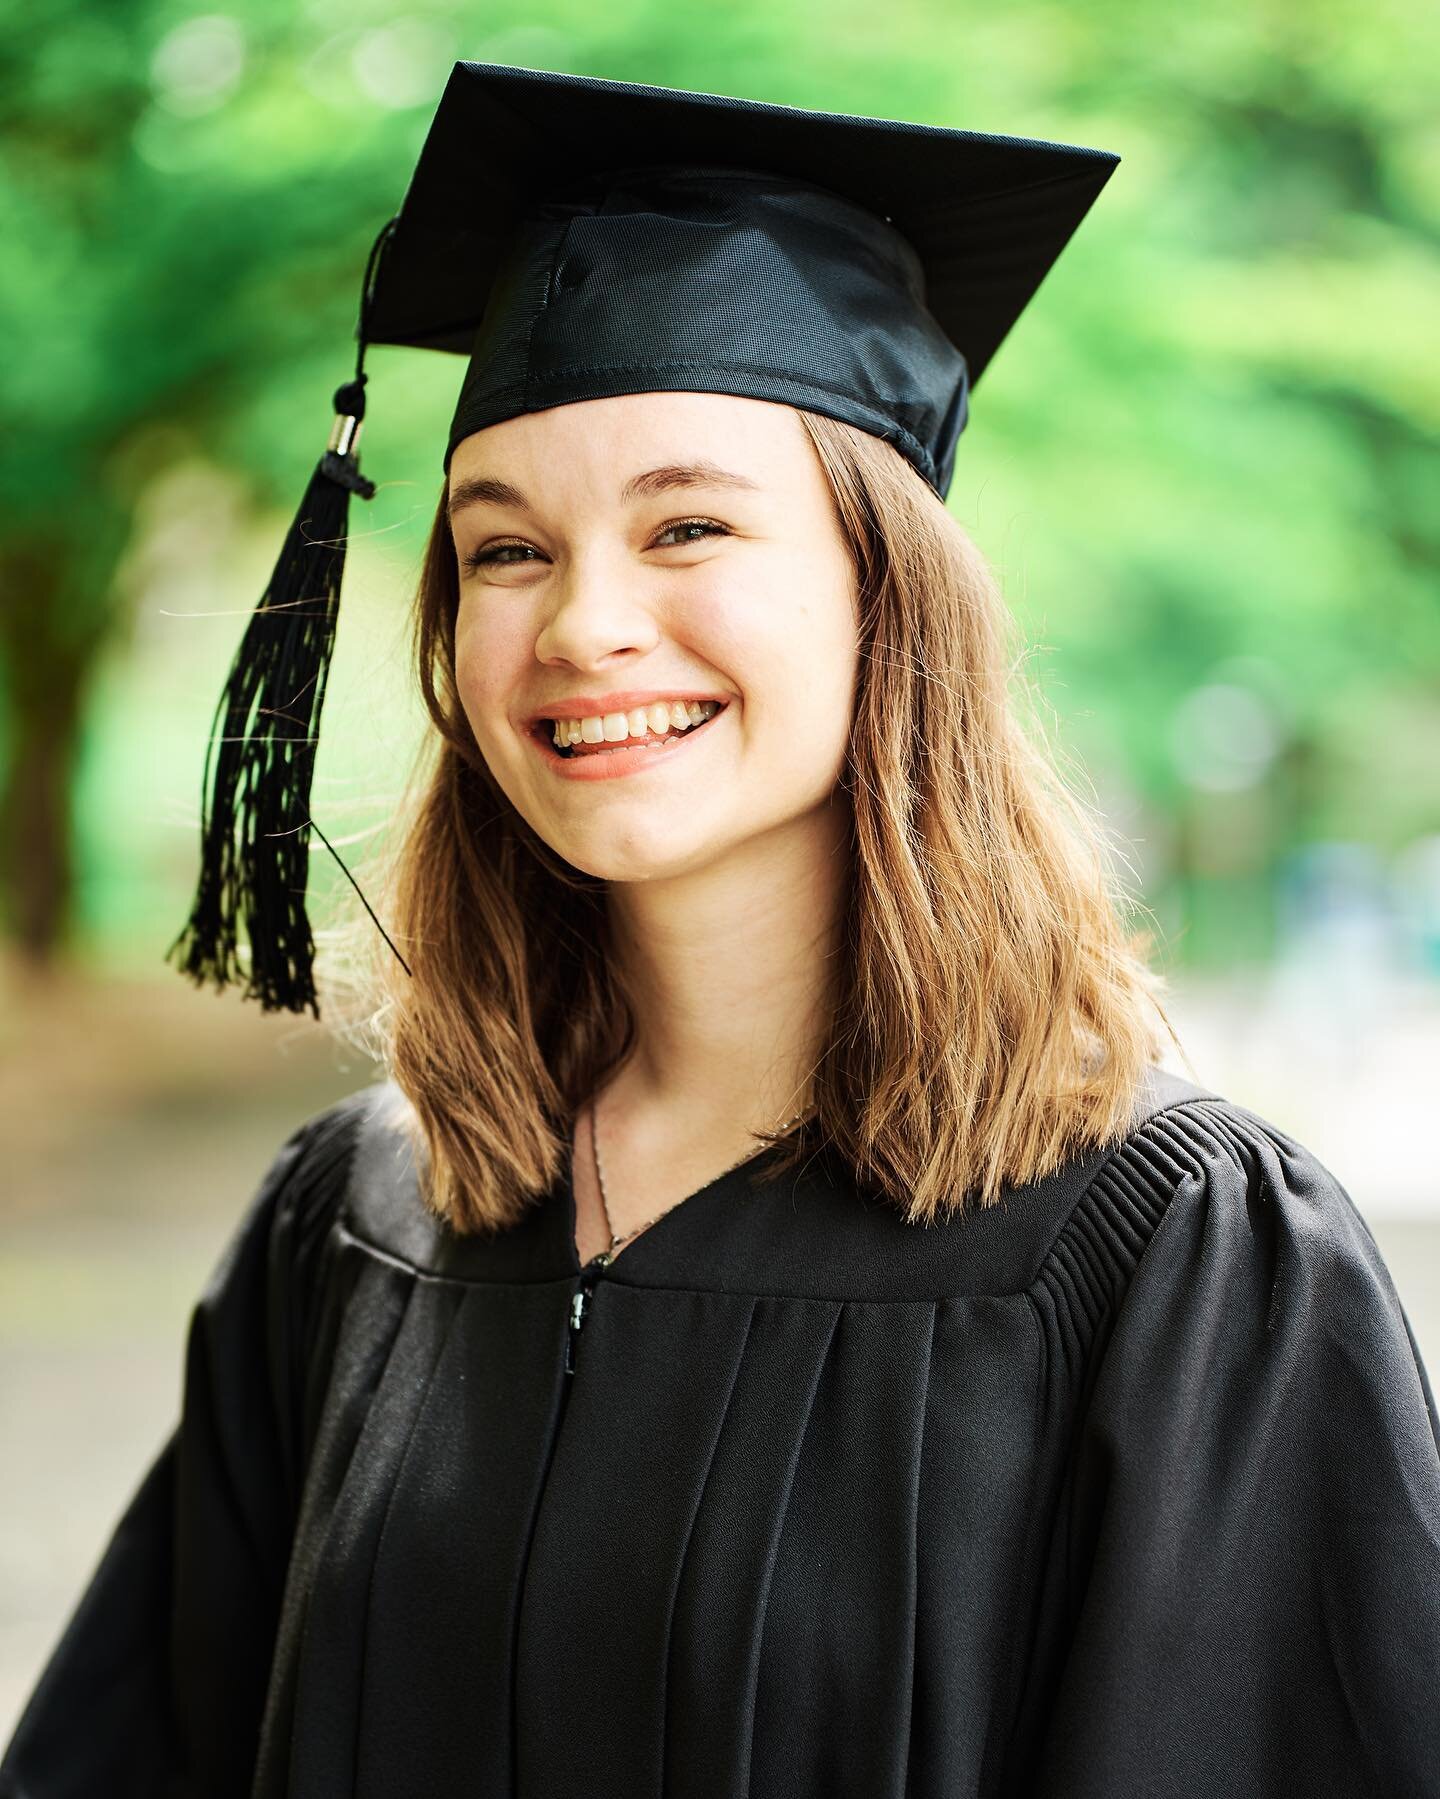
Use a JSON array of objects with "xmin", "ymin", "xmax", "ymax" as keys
[{"xmin": 448, "ymin": 390, "xmax": 859, "ymax": 884}]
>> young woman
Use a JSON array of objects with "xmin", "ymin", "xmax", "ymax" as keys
[{"xmin": 4, "ymin": 61, "xmax": 1437, "ymax": 1799}]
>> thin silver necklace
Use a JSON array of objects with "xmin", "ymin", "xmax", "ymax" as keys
[{"xmin": 587, "ymin": 1089, "xmax": 805, "ymax": 1265}]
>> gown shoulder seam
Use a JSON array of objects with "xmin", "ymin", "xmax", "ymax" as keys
[
  {"xmin": 1021, "ymin": 1086, "xmax": 1380, "ymax": 1408},
  {"xmin": 1026, "ymin": 1091, "xmax": 1278, "ymax": 1327}
]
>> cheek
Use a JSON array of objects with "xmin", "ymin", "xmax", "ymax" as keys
[
  {"xmin": 742, "ymin": 556, "xmax": 860, "ymax": 721},
  {"xmin": 683, "ymin": 546, "xmax": 853, "ymax": 677},
  {"xmin": 453, "ymin": 607, "xmax": 528, "ymax": 736},
  {"xmin": 734, "ymin": 615, "xmax": 858, "ymax": 792}
]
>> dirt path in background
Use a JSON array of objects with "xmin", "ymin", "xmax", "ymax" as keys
[{"xmin": 1, "ymin": 953, "xmax": 383, "ymax": 1219}]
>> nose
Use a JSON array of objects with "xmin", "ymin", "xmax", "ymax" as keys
[{"xmin": 533, "ymin": 547, "xmax": 662, "ymax": 667}]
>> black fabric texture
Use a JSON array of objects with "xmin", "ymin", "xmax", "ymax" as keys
[
  {"xmin": 443, "ymin": 167, "xmax": 969, "ymax": 498},
  {"xmin": 363, "ymin": 62, "xmax": 1123, "ymax": 499},
  {"xmin": 4, "ymin": 1066, "xmax": 1438, "ymax": 1797}
]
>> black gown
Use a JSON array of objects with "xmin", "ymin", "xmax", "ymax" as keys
[{"xmin": 3, "ymin": 1064, "xmax": 1439, "ymax": 1798}]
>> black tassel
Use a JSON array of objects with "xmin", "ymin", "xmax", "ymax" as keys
[
  {"xmin": 166, "ymin": 377, "xmax": 377, "ymax": 1017},
  {"xmin": 168, "ymin": 215, "xmax": 412, "ymax": 1017}
]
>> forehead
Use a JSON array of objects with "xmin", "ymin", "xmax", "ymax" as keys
[{"xmin": 447, "ymin": 390, "xmax": 814, "ymax": 491}]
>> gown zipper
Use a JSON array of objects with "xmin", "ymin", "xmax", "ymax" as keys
[{"xmin": 564, "ymin": 1251, "xmax": 613, "ymax": 1376}]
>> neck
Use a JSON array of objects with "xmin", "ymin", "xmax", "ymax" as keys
[{"xmin": 601, "ymin": 805, "xmax": 849, "ymax": 1135}]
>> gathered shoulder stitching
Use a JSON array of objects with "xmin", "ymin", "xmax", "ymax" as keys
[{"xmin": 1025, "ymin": 1094, "xmax": 1274, "ymax": 1341}]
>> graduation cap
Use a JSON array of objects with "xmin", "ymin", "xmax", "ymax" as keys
[{"xmin": 167, "ymin": 61, "xmax": 1121, "ymax": 1017}]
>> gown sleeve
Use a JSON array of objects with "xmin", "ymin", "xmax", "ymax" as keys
[
  {"xmin": 0, "ymin": 1098, "xmax": 361, "ymax": 1799},
  {"xmin": 1030, "ymin": 1101, "xmax": 1440, "ymax": 1797}
]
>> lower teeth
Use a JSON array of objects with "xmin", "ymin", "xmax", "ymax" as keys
[{"xmin": 576, "ymin": 736, "xmax": 680, "ymax": 758}]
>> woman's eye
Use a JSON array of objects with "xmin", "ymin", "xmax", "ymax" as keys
[
  {"xmin": 461, "ymin": 518, "xmax": 728, "ymax": 573},
  {"xmin": 653, "ymin": 518, "xmax": 729, "ymax": 547},
  {"xmin": 463, "ymin": 542, "xmax": 536, "ymax": 569}
]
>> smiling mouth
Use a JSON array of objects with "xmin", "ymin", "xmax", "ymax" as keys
[{"xmin": 535, "ymin": 704, "xmax": 729, "ymax": 759}]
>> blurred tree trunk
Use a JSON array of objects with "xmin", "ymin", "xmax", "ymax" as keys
[{"xmin": 0, "ymin": 539, "xmax": 97, "ymax": 966}]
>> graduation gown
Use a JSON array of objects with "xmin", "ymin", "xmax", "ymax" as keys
[{"xmin": 3, "ymin": 1064, "xmax": 1438, "ymax": 1798}]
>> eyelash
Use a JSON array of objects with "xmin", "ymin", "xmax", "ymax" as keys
[{"xmin": 461, "ymin": 517, "xmax": 729, "ymax": 571}]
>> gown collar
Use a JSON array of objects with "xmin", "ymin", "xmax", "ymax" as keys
[{"xmin": 340, "ymin": 1066, "xmax": 1214, "ymax": 1300}]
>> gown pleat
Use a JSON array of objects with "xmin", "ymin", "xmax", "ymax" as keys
[
  {"xmin": 749, "ymin": 1298, "xmax": 934, "ymax": 1797},
  {"xmin": 285, "ymin": 1271, "xmax": 459, "ymax": 1796},
  {"xmin": 516, "ymin": 1286, "xmax": 762, "ymax": 1796},
  {"xmin": 353, "ymin": 1280, "xmax": 572, "ymax": 1796},
  {"xmin": 5, "ymin": 1068, "xmax": 1439, "ymax": 1799},
  {"xmin": 665, "ymin": 1296, "xmax": 841, "ymax": 1798},
  {"xmin": 252, "ymin": 1253, "xmax": 414, "ymax": 1797}
]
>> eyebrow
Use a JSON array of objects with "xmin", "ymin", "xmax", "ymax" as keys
[{"xmin": 446, "ymin": 459, "xmax": 763, "ymax": 520}]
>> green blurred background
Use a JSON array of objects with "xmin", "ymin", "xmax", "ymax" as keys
[{"xmin": 2, "ymin": 0, "xmax": 1437, "ymax": 1737}]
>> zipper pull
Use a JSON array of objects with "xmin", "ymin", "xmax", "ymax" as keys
[{"xmin": 565, "ymin": 1252, "xmax": 612, "ymax": 1376}]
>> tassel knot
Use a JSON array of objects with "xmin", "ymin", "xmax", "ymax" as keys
[
  {"xmin": 321, "ymin": 449, "xmax": 376, "ymax": 498},
  {"xmin": 332, "ymin": 375, "xmax": 368, "ymax": 418}
]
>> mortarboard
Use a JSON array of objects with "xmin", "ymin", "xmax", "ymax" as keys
[{"xmin": 166, "ymin": 61, "xmax": 1120, "ymax": 1017}]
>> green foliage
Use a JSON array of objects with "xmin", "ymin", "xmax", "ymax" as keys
[{"xmin": 1, "ymin": 0, "xmax": 1436, "ymax": 969}]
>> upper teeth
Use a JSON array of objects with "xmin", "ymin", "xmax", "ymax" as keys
[{"xmin": 550, "ymin": 699, "xmax": 721, "ymax": 747}]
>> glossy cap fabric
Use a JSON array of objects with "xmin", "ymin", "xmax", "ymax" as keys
[
  {"xmin": 442, "ymin": 165, "xmax": 968, "ymax": 497},
  {"xmin": 365, "ymin": 63, "xmax": 1123, "ymax": 500}
]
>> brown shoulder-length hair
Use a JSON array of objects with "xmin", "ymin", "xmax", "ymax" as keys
[{"xmin": 323, "ymin": 407, "xmax": 1184, "ymax": 1235}]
